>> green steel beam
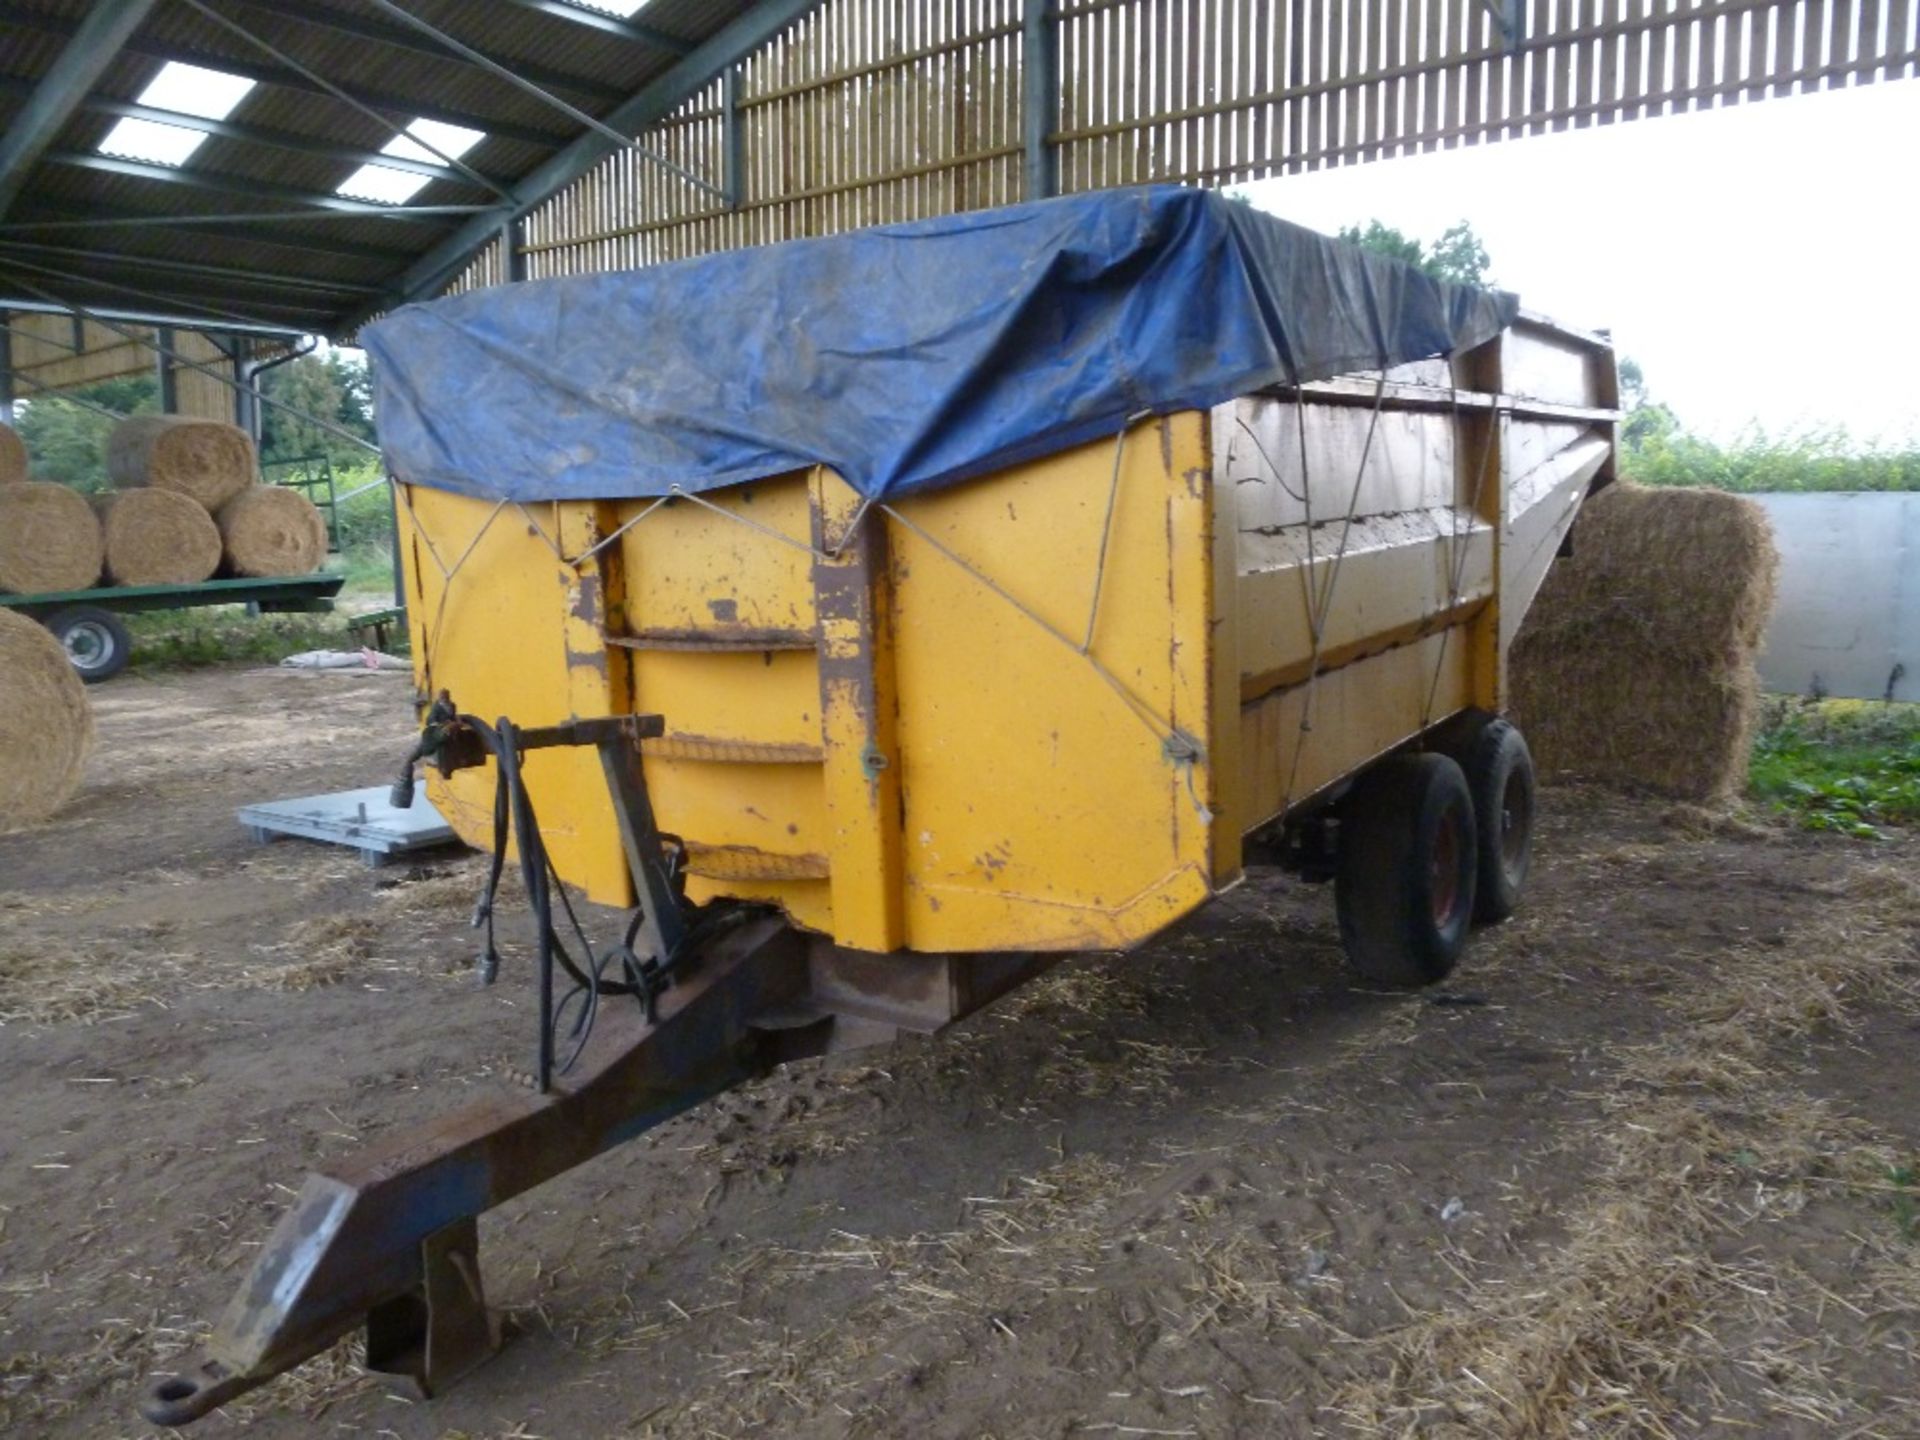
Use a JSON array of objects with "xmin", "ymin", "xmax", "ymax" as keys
[
  {"xmin": 497, "ymin": 0, "xmax": 693, "ymax": 56},
  {"xmin": 0, "ymin": 0, "xmax": 161, "ymax": 219},
  {"xmin": 44, "ymin": 150, "xmax": 495, "ymax": 217},
  {"xmin": 0, "ymin": 2, "xmax": 566, "ymax": 150},
  {"xmin": 219, "ymin": 0, "xmax": 633, "ymax": 106},
  {"xmin": 0, "ymin": 78, "xmax": 470, "ymax": 186}
]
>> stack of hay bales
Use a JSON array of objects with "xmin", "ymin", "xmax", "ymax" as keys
[
  {"xmin": 106, "ymin": 415, "xmax": 327, "ymax": 579},
  {"xmin": 0, "ymin": 421, "xmax": 26, "ymax": 485},
  {"xmin": 0, "ymin": 415, "xmax": 330, "ymax": 600},
  {"xmin": 1510, "ymin": 482, "xmax": 1780, "ymax": 802},
  {"xmin": 0, "ymin": 610, "xmax": 92, "ymax": 829}
]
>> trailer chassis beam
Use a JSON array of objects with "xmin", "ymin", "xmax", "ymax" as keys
[{"xmin": 140, "ymin": 709, "xmax": 1053, "ymax": 1426}]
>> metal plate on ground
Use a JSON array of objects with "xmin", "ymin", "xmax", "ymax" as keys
[{"xmin": 238, "ymin": 786, "xmax": 460, "ymax": 867}]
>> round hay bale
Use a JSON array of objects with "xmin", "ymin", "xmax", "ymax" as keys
[
  {"xmin": 0, "ymin": 422, "xmax": 26, "ymax": 485},
  {"xmin": 98, "ymin": 487, "xmax": 222, "ymax": 586},
  {"xmin": 0, "ymin": 482, "xmax": 104, "ymax": 594},
  {"xmin": 216, "ymin": 485, "xmax": 328, "ymax": 577},
  {"xmin": 0, "ymin": 609, "xmax": 93, "ymax": 830},
  {"xmin": 107, "ymin": 415, "xmax": 256, "ymax": 510}
]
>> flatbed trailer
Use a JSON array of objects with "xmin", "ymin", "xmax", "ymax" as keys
[{"xmin": 0, "ymin": 572, "xmax": 347, "ymax": 681}]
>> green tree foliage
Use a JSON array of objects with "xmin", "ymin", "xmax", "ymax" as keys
[
  {"xmin": 258, "ymin": 351, "xmax": 375, "ymax": 467},
  {"xmin": 11, "ymin": 372, "xmax": 159, "ymax": 491},
  {"xmin": 1616, "ymin": 357, "xmax": 1920, "ymax": 492},
  {"xmin": 1336, "ymin": 219, "xmax": 1492, "ymax": 287},
  {"xmin": 1426, "ymin": 223, "xmax": 1492, "ymax": 288}
]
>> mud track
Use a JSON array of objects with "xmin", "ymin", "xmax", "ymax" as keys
[{"xmin": 1, "ymin": 666, "xmax": 1915, "ymax": 1438}]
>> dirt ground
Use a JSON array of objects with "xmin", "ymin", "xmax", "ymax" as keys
[{"xmin": 2, "ymin": 665, "xmax": 1916, "ymax": 1440}]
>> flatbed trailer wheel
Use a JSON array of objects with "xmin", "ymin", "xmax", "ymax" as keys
[
  {"xmin": 46, "ymin": 606, "xmax": 132, "ymax": 683},
  {"xmin": 1335, "ymin": 753, "xmax": 1478, "ymax": 986},
  {"xmin": 1449, "ymin": 716, "xmax": 1536, "ymax": 923},
  {"xmin": 1432, "ymin": 711, "xmax": 1537, "ymax": 923}
]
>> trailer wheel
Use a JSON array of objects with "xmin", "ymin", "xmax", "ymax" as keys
[
  {"xmin": 1335, "ymin": 753, "xmax": 1478, "ymax": 986},
  {"xmin": 1454, "ymin": 717, "xmax": 1536, "ymax": 923},
  {"xmin": 46, "ymin": 606, "xmax": 132, "ymax": 683}
]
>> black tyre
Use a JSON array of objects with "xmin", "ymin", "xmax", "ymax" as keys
[
  {"xmin": 46, "ymin": 606, "xmax": 132, "ymax": 683},
  {"xmin": 1440, "ymin": 714, "xmax": 1536, "ymax": 923},
  {"xmin": 1335, "ymin": 753, "xmax": 1478, "ymax": 987}
]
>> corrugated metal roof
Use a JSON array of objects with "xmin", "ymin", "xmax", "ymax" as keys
[{"xmin": 0, "ymin": 0, "xmax": 780, "ymax": 336}]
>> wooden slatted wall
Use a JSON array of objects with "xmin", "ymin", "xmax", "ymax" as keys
[
  {"xmin": 5, "ymin": 311, "xmax": 266, "ymax": 426},
  {"xmin": 519, "ymin": 1, "xmax": 1026, "ymax": 280},
  {"xmin": 1054, "ymin": 0, "xmax": 1919, "ymax": 184},
  {"xmin": 479, "ymin": 0, "xmax": 1915, "ymax": 286}
]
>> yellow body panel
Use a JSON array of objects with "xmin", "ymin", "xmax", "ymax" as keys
[{"xmin": 397, "ymin": 317, "xmax": 1614, "ymax": 958}]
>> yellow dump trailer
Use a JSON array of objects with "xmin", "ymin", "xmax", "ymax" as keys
[
  {"xmin": 399, "ymin": 314, "xmax": 1613, "ymax": 965},
  {"xmin": 143, "ymin": 191, "xmax": 1615, "ymax": 1425}
]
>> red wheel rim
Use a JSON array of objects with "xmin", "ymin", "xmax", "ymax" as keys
[{"xmin": 1430, "ymin": 804, "xmax": 1462, "ymax": 926}]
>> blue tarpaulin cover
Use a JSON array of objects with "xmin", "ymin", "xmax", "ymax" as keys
[{"xmin": 365, "ymin": 186, "xmax": 1517, "ymax": 504}]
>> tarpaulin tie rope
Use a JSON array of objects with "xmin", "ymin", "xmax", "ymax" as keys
[
  {"xmin": 875, "ymin": 501, "xmax": 1172, "ymax": 747},
  {"xmin": 404, "ymin": 493, "xmax": 508, "ymax": 690},
  {"xmin": 1082, "ymin": 409, "xmax": 1156, "ymax": 652},
  {"xmin": 1420, "ymin": 369, "xmax": 1504, "ymax": 733},
  {"xmin": 498, "ymin": 417, "xmax": 1198, "ymax": 760},
  {"xmin": 405, "ymin": 415, "xmax": 1212, "ymax": 823},
  {"xmin": 1276, "ymin": 367, "xmax": 1392, "ymax": 818}
]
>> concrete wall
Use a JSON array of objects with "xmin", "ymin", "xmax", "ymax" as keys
[{"xmin": 1750, "ymin": 492, "xmax": 1918, "ymax": 703}]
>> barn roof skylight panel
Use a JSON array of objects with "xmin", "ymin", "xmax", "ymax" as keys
[
  {"xmin": 95, "ymin": 61, "xmax": 257, "ymax": 167},
  {"xmin": 566, "ymin": 0, "xmax": 655, "ymax": 16},
  {"xmin": 97, "ymin": 118, "xmax": 207, "ymax": 167},
  {"xmin": 336, "ymin": 119, "xmax": 486, "ymax": 205}
]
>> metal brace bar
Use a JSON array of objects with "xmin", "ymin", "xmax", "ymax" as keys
[
  {"xmin": 4, "ymin": 362, "xmax": 132, "ymax": 421},
  {"xmin": 155, "ymin": 324, "xmax": 177, "ymax": 412},
  {"xmin": 723, "ymin": 65, "xmax": 745, "ymax": 209},
  {"xmin": 357, "ymin": 0, "xmax": 726, "ymax": 201},
  {"xmin": 1023, "ymin": 3, "xmax": 1060, "ymax": 199},
  {"xmin": 0, "ymin": 248, "xmax": 334, "ymax": 333},
  {"xmin": 174, "ymin": 0, "xmax": 518, "ymax": 204},
  {"xmin": 0, "ymin": 0, "xmax": 160, "ymax": 219}
]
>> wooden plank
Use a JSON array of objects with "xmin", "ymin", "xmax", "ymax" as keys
[
  {"xmin": 1463, "ymin": 0, "xmax": 1484, "ymax": 145},
  {"xmin": 1645, "ymin": 0, "xmax": 1670, "ymax": 111},
  {"xmin": 1673, "ymin": 0, "xmax": 1698, "ymax": 106},
  {"xmin": 1345, "ymin": 0, "xmax": 1367, "ymax": 160},
  {"xmin": 1528, "ymin": 0, "xmax": 1550, "ymax": 131},
  {"xmin": 1626, "ymin": 0, "xmax": 1649, "ymax": 114},
  {"xmin": 1857, "ymin": 0, "xmax": 1883, "ymax": 77},
  {"xmin": 1743, "ymin": 0, "xmax": 1767, "ymax": 96},
  {"xmin": 1599, "ymin": 0, "xmax": 1622, "ymax": 120},
  {"xmin": 1803, "ymin": 0, "xmax": 1828, "ymax": 89},
  {"xmin": 1391, "ymin": 0, "xmax": 1412, "ymax": 153},
  {"xmin": 1252, "ymin": 0, "xmax": 1274, "ymax": 169},
  {"xmin": 1552, "ymin": 0, "xmax": 1575, "ymax": 129},
  {"xmin": 1831, "ymin": 0, "xmax": 1858, "ymax": 82},
  {"xmin": 1306, "ymin": 0, "xmax": 1325, "ymax": 168},
  {"xmin": 1422, "ymin": 0, "xmax": 1444, "ymax": 148},
  {"xmin": 1501, "ymin": 0, "xmax": 1524, "ymax": 134},
  {"xmin": 1445, "ymin": 0, "xmax": 1468, "ymax": 146}
]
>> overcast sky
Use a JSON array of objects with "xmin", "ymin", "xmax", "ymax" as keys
[{"xmin": 1235, "ymin": 78, "xmax": 1920, "ymax": 445}]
